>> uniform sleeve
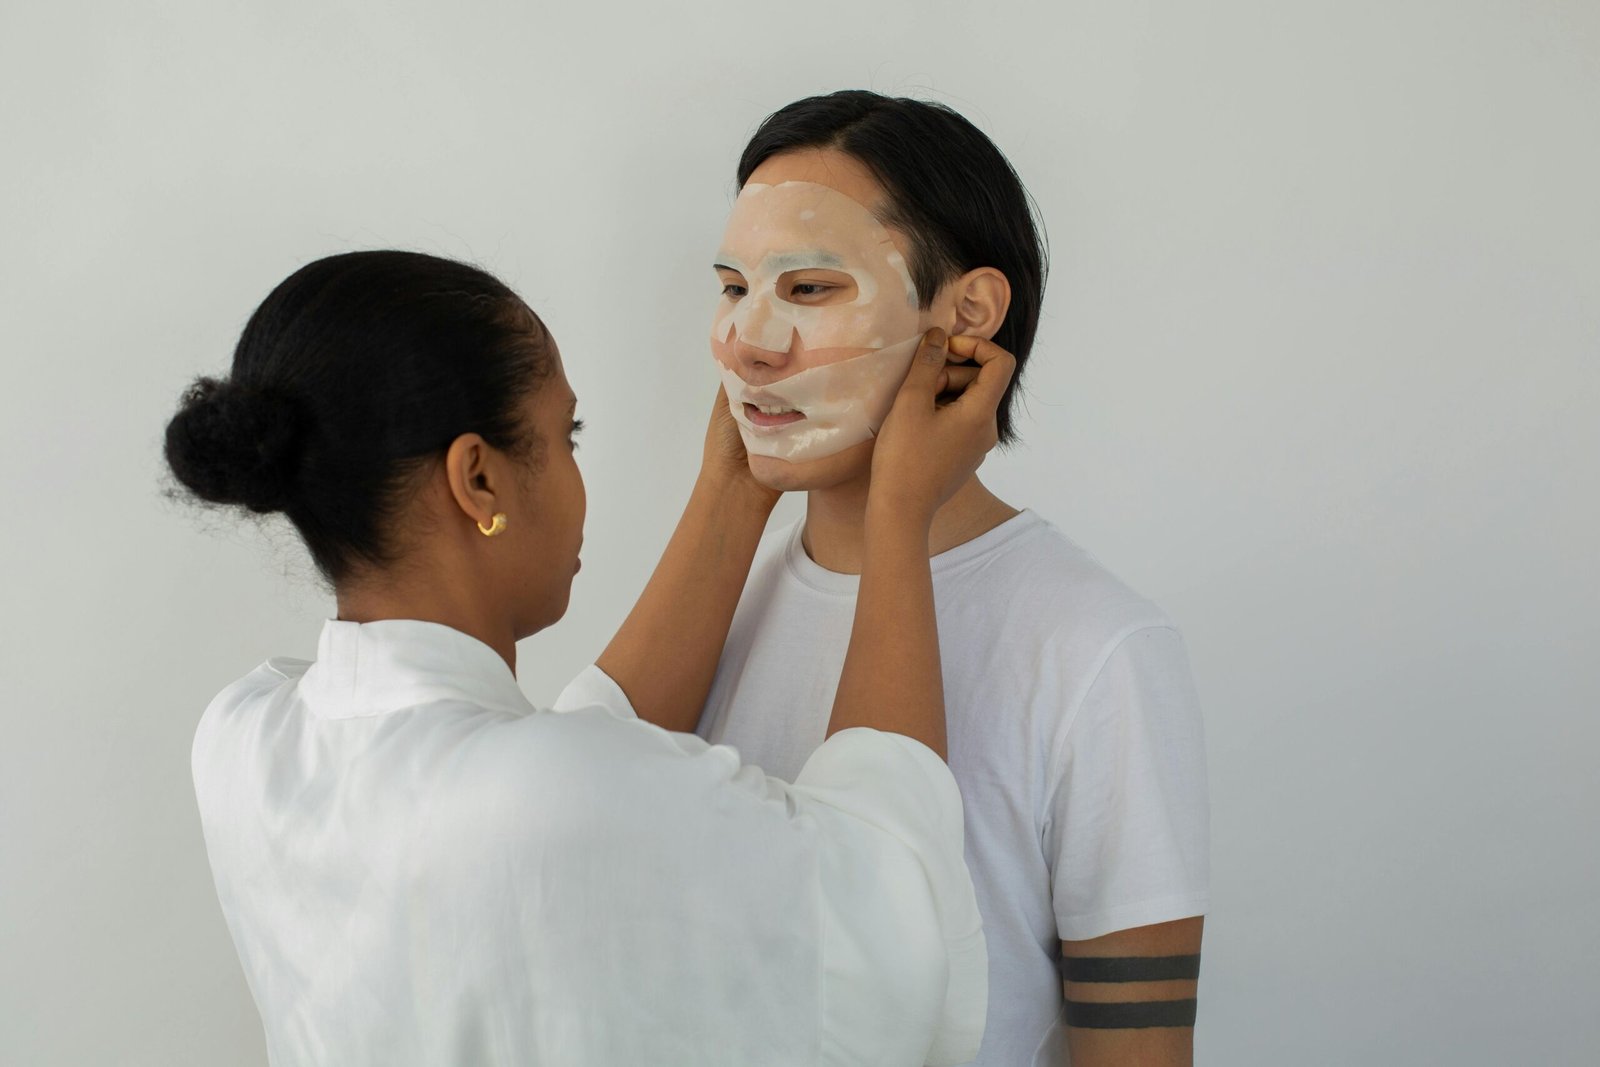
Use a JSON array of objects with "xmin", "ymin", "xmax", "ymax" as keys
[
  {"xmin": 552, "ymin": 664, "xmax": 637, "ymax": 720},
  {"xmin": 540, "ymin": 673, "xmax": 986, "ymax": 1064},
  {"xmin": 791, "ymin": 728, "xmax": 988, "ymax": 1066},
  {"xmin": 1042, "ymin": 625, "xmax": 1211, "ymax": 941}
]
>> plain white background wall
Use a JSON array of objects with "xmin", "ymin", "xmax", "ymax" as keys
[{"xmin": 3, "ymin": 1, "xmax": 1595, "ymax": 1063}]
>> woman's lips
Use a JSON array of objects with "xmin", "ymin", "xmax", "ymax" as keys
[{"xmin": 744, "ymin": 402, "xmax": 807, "ymax": 429}]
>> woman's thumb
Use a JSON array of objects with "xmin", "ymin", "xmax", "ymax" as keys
[{"xmin": 900, "ymin": 327, "xmax": 950, "ymax": 396}]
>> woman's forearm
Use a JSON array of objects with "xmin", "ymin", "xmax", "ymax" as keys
[
  {"xmin": 825, "ymin": 503, "xmax": 945, "ymax": 760},
  {"xmin": 596, "ymin": 472, "xmax": 775, "ymax": 733}
]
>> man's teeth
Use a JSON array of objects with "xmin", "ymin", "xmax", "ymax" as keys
[{"xmin": 753, "ymin": 404, "xmax": 797, "ymax": 415}]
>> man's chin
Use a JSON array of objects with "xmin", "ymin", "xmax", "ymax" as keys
[{"xmin": 748, "ymin": 440, "xmax": 875, "ymax": 493}]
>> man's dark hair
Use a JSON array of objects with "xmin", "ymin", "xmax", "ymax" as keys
[{"xmin": 738, "ymin": 90, "xmax": 1048, "ymax": 445}]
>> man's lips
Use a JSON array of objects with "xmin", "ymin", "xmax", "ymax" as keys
[{"xmin": 743, "ymin": 402, "xmax": 807, "ymax": 429}]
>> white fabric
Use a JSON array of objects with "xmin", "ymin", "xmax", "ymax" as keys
[
  {"xmin": 697, "ymin": 512, "xmax": 1210, "ymax": 1066},
  {"xmin": 192, "ymin": 618, "xmax": 986, "ymax": 1066}
]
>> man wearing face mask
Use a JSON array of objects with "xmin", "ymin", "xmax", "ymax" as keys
[{"xmin": 643, "ymin": 91, "xmax": 1209, "ymax": 1066}]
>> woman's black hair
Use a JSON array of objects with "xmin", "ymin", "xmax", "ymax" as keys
[
  {"xmin": 164, "ymin": 250, "xmax": 553, "ymax": 584},
  {"xmin": 737, "ymin": 90, "xmax": 1048, "ymax": 445}
]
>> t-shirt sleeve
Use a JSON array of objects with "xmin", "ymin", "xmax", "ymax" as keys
[
  {"xmin": 791, "ymin": 728, "xmax": 988, "ymax": 1066},
  {"xmin": 552, "ymin": 664, "xmax": 637, "ymax": 720},
  {"xmin": 1042, "ymin": 625, "xmax": 1211, "ymax": 942}
]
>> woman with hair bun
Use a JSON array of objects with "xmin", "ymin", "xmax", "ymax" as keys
[{"xmin": 166, "ymin": 250, "xmax": 1015, "ymax": 1066}]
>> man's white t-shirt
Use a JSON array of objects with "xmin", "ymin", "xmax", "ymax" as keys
[{"xmin": 698, "ymin": 510, "xmax": 1211, "ymax": 1066}]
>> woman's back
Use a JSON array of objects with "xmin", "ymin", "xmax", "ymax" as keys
[{"xmin": 195, "ymin": 619, "xmax": 966, "ymax": 1066}]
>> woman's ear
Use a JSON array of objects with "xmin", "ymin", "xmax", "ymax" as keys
[
  {"xmin": 443, "ymin": 432, "xmax": 501, "ymax": 532},
  {"xmin": 946, "ymin": 267, "xmax": 1011, "ymax": 342}
]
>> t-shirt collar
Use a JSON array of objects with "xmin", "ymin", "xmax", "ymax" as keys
[{"xmin": 784, "ymin": 509, "xmax": 1044, "ymax": 595}]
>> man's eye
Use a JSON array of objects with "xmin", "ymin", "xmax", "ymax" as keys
[
  {"xmin": 721, "ymin": 283, "xmax": 747, "ymax": 298},
  {"xmin": 569, "ymin": 418, "xmax": 585, "ymax": 450},
  {"xmin": 790, "ymin": 283, "xmax": 833, "ymax": 297}
]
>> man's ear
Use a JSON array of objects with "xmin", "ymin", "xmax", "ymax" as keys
[{"xmin": 945, "ymin": 267, "xmax": 1011, "ymax": 342}]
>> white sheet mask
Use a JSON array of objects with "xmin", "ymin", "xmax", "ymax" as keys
[{"xmin": 712, "ymin": 181, "xmax": 929, "ymax": 462}]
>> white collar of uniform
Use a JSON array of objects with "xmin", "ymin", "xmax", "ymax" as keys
[{"xmin": 298, "ymin": 618, "xmax": 533, "ymax": 720}]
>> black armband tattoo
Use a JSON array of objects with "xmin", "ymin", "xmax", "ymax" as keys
[
  {"xmin": 1060, "ymin": 953, "xmax": 1201, "ymax": 983},
  {"xmin": 1063, "ymin": 997, "xmax": 1198, "ymax": 1029}
]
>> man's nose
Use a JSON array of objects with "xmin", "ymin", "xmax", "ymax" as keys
[
  {"xmin": 733, "ymin": 333, "xmax": 796, "ymax": 371},
  {"xmin": 731, "ymin": 297, "xmax": 798, "ymax": 369}
]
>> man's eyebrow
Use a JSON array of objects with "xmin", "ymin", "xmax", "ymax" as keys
[
  {"xmin": 766, "ymin": 250, "xmax": 844, "ymax": 271},
  {"xmin": 716, "ymin": 251, "xmax": 846, "ymax": 274}
]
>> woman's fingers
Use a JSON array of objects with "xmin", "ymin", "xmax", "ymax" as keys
[
  {"xmin": 934, "ymin": 333, "xmax": 1001, "ymax": 396},
  {"xmin": 888, "ymin": 328, "xmax": 951, "ymax": 413},
  {"xmin": 945, "ymin": 333, "xmax": 1011, "ymax": 367},
  {"xmin": 935, "ymin": 365, "xmax": 981, "ymax": 397},
  {"xmin": 943, "ymin": 337, "xmax": 1016, "ymax": 417}
]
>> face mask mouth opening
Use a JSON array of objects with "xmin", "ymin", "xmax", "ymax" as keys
[
  {"xmin": 735, "ymin": 381, "xmax": 807, "ymax": 418},
  {"xmin": 741, "ymin": 400, "xmax": 809, "ymax": 430}
]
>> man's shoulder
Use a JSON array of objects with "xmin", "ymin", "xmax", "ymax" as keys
[
  {"xmin": 942, "ymin": 510, "xmax": 1177, "ymax": 648},
  {"xmin": 739, "ymin": 511, "xmax": 1180, "ymax": 652}
]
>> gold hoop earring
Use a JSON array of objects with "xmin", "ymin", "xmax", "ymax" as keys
[{"xmin": 477, "ymin": 513, "xmax": 508, "ymax": 537}]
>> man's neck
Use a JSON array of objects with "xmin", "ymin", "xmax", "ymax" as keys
[{"xmin": 801, "ymin": 473, "xmax": 1020, "ymax": 575}]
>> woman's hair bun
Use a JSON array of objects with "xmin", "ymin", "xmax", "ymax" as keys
[{"xmin": 164, "ymin": 376, "xmax": 308, "ymax": 513}]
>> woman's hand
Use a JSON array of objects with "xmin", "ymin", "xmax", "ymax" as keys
[
  {"xmin": 701, "ymin": 385, "xmax": 781, "ymax": 513},
  {"xmin": 828, "ymin": 328, "xmax": 1013, "ymax": 760},
  {"xmin": 869, "ymin": 328, "xmax": 1017, "ymax": 526}
]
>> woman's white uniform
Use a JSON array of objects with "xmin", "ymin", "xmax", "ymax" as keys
[{"xmin": 192, "ymin": 619, "xmax": 986, "ymax": 1066}]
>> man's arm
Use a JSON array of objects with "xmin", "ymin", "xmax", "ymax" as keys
[
  {"xmin": 595, "ymin": 390, "xmax": 778, "ymax": 733},
  {"xmin": 1059, "ymin": 916, "xmax": 1204, "ymax": 1066}
]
